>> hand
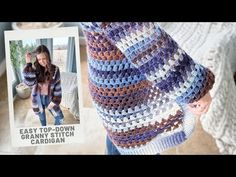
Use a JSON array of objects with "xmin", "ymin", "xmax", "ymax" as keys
[
  {"xmin": 47, "ymin": 102, "xmax": 55, "ymax": 110},
  {"xmin": 45, "ymin": 63, "xmax": 50, "ymax": 72},
  {"xmin": 25, "ymin": 52, "xmax": 32, "ymax": 63},
  {"xmin": 188, "ymin": 92, "xmax": 212, "ymax": 116}
]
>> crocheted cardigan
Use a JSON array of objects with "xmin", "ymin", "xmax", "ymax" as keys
[
  {"xmin": 80, "ymin": 22, "xmax": 215, "ymax": 154},
  {"xmin": 23, "ymin": 63, "xmax": 63, "ymax": 118}
]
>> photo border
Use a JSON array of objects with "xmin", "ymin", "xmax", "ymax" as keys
[{"xmin": 4, "ymin": 27, "xmax": 85, "ymax": 147}]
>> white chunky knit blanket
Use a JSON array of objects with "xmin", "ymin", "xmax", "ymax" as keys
[{"xmin": 158, "ymin": 22, "xmax": 236, "ymax": 154}]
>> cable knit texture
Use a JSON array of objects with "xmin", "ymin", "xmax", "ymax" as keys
[
  {"xmin": 158, "ymin": 22, "xmax": 236, "ymax": 154},
  {"xmin": 80, "ymin": 22, "xmax": 215, "ymax": 154}
]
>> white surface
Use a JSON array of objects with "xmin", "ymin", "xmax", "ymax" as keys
[
  {"xmin": 159, "ymin": 22, "xmax": 236, "ymax": 154},
  {"xmin": 60, "ymin": 72, "xmax": 80, "ymax": 119},
  {"xmin": 34, "ymin": 108, "xmax": 106, "ymax": 154},
  {"xmin": 11, "ymin": 22, "xmax": 63, "ymax": 30}
]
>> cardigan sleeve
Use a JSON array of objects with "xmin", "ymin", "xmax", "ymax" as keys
[
  {"xmin": 80, "ymin": 22, "xmax": 215, "ymax": 104},
  {"xmin": 51, "ymin": 67, "xmax": 62, "ymax": 105},
  {"xmin": 22, "ymin": 63, "xmax": 37, "ymax": 87}
]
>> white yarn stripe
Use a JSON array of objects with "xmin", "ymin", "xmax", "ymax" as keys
[
  {"xmin": 116, "ymin": 23, "xmax": 157, "ymax": 53},
  {"xmin": 101, "ymin": 103, "xmax": 181, "ymax": 132}
]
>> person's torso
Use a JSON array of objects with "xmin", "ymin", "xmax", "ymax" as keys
[{"xmin": 38, "ymin": 80, "xmax": 50, "ymax": 95}]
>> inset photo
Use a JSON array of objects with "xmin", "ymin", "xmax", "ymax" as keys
[{"xmin": 5, "ymin": 27, "xmax": 84, "ymax": 147}]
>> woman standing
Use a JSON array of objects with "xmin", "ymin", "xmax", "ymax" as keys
[{"xmin": 23, "ymin": 45, "xmax": 64, "ymax": 126}]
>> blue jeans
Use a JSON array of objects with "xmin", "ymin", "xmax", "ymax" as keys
[
  {"xmin": 38, "ymin": 95, "xmax": 63, "ymax": 126},
  {"xmin": 106, "ymin": 136, "xmax": 121, "ymax": 155}
]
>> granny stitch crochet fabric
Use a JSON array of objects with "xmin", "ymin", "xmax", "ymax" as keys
[{"xmin": 80, "ymin": 22, "xmax": 215, "ymax": 154}]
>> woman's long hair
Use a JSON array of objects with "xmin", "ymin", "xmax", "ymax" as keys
[{"xmin": 33, "ymin": 45, "xmax": 55, "ymax": 83}]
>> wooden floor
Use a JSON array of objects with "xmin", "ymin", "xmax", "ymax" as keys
[{"xmin": 13, "ymin": 96, "xmax": 79, "ymax": 128}]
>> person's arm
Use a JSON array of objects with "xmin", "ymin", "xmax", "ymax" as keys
[
  {"xmin": 48, "ymin": 67, "xmax": 62, "ymax": 109},
  {"xmin": 22, "ymin": 52, "xmax": 37, "ymax": 87},
  {"xmin": 80, "ymin": 22, "xmax": 215, "ymax": 107}
]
